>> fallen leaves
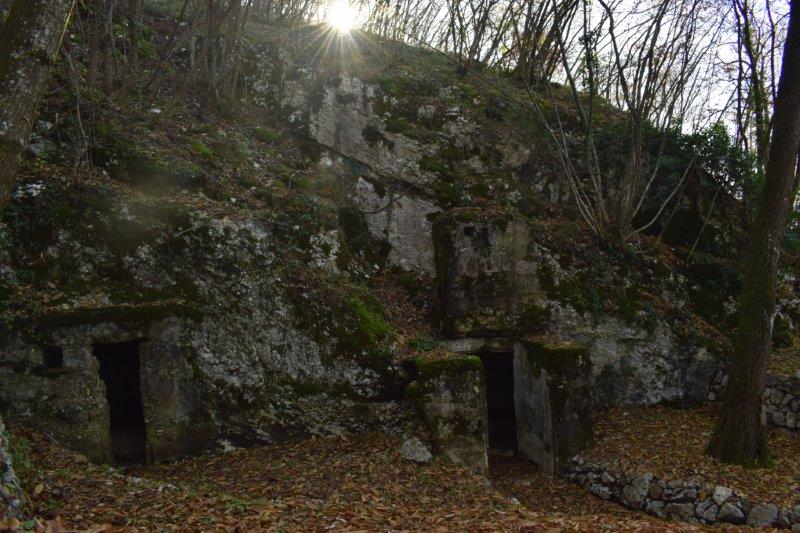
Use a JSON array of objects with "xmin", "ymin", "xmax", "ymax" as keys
[
  {"xmin": 582, "ymin": 403, "xmax": 800, "ymax": 506},
  {"xmin": 11, "ymin": 423, "xmax": 709, "ymax": 531}
]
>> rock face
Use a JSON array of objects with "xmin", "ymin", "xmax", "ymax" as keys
[
  {"xmin": 432, "ymin": 210, "xmax": 724, "ymax": 407},
  {"xmin": 244, "ymin": 32, "xmax": 730, "ymax": 411},
  {"xmin": 513, "ymin": 338, "xmax": 593, "ymax": 473},
  {"xmin": 0, "ymin": 182, "xmax": 410, "ymax": 463},
  {"xmin": 405, "ymin": 357, "xmax": 489, "ymax": 473},
  {"xmin": 548, "ymin": 306, "xmax": 720, "ymax": 407},
  {"xmin": 351, "ymin": 176, "xmax": 440, "ymax": 275},
  {"xmin": 0, "ymin": 415, "xmax": 25, "ymax": 520},
  {"xmin": 0, "ymin": 32, "xmax": 740, "ymax": 471}
]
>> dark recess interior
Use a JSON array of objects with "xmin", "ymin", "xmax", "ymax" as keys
[
  {"xmin": 43, "ymin": 347, "xmax": 64, "ymax": 368},
  {"xmin": 480, "ymin": 352, "xmax": 518, "ymax": 451},
  {"xmin": 93, "ymin": 340, "xmax": 147, "ymax": 464}
]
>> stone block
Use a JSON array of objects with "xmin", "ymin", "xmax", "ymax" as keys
[
  {"xmin": 712, "ymin": 485, "xmax": 732, "ymax": 505},
  {"xmin": 513, "ymin": 338, "xmax": 593, "ymax": 473},
  {"xmin": 779, "ymin": 507, "xmax": 792, "ymax": 528},
  {"xmin": 718, "ymin": 502, "xmax": 745, "ymax": 524},
  {"xmin": 405, "ymin": 356, "xmax": 488, "ymax": 473},
  {"xmin": 771, "ymin": 388, "xmax": 785, "ymax": 406},
  {"xmin": 665, "ymin": 503, "xmax": 696, "ymax": 522},
  {"xmin": 432, "ymin": 209, "xmax": 547, "ymax": 337},
  {"xmin": 622, "ymin": 474, "xmax": 652, "ymax": 508},
  {"xmin": 696, "ymin": 500, "xmax": 718, "ymax": 522}
]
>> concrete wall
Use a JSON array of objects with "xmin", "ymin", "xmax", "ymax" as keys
[
  {"xmin": 0, "ymin": 318, "xmax": 209, "ymax": 464},
  {"xmin": 513, "ymin": 338, "xmax": 594, "ymax": 473}
]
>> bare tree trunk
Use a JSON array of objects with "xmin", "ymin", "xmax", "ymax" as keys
[
  {"xmin": 101, "ymin": 0, "xmax": 115, "ymax": 94},
  {"xmin": 125, "ymin": 0, "xmax": 142, "ymax": 93},
  {"xmin": 0, "ymin": 0, "xmax": 76, "ymax": 210},
  {"xmin": 88, "ymin": 4, "xmax": 101, "ymax": 87},
  {"xmin": 736, "ymin": 0, "xmax": 771, "ymax": 172},
  {"xmin": 707, "ymin": 0, "xmax": 800, "ymax": 466}
]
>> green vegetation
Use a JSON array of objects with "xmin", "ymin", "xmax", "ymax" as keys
[
  {"xmin": 343, "ymin": 296, "xmax": 394, "ymax": 349},
  {"xmin": 189, "ymin": 139, "xmax": 215, "ymax": 160},
  {"xmin": 407, "ymin": 355, "xmax": 483, "ymax": 381},
  {"xmin": 252, "ymin": 127, "xmax": 280, "ymax": 144},
  {"xmin": 7, "ymin": 430, "xmax": 36, "ymax": 492}
]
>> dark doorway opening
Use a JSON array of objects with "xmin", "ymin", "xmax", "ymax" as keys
[
  {"xmin": 43, "ymin": 347, "xmax": 64, "ymax": 369},
  {"xmin": 93, "ymin": 340, "xmax": 147, "ymax": 464},
  {"xmin": 480, "ymin": 352, "xmax": 518, "ymax": 451}
]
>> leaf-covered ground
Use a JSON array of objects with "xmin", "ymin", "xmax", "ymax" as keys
[
  {"xmin": 583, "ymin": 403, "xmax": 800, "ymax": 506},
  {"xmin": 770, "ymin": 346, "xmax": 800, "ymax": 376},
  {"xmin": 9, "ymin": 424, "xmax": 705, "ymax": 531}
]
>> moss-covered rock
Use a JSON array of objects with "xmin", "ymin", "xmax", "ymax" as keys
[
  {"xmin": 432, "ymin": 208, "xmax": 548, "ymax": 336},
  {"xmin": 404, "ymin": 355, "xmax": 488, "ymax": 472},
  {"xmin": 0, "ymin": 415, "xmax": 25, "ymax": 520},
  {"xmin": 514, "ymin": 337, "xmax": 593, "ymax": 473}
]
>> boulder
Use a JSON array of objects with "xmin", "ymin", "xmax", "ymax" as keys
[
  {"xmin": 400, "ymin": 437, "xmax": 432, "ymax": 464},
  {"xmin": 622, "ymin": 474, "xmax": 653, "ymax": 508},
  {"xmin": 747, "ymin": 504, "xmax": 779, "ymax": 527},
  {"xmin": 718, "ymin": 502, "xmax": 746, "ymax": 524}
]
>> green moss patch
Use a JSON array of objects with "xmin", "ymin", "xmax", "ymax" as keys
[
  {"xmin": 520, "ymin": 336, "xmax": 587, "ymax": 375},
  {"xmin": 36, "ymin": 299, "xmax": 202, "ymax": 327},
  {"xmin": 189, "ymin": 139, "xmax": 215, "ymax": 160},
  {"xmin": 252, "ymin": 127, "xmax": 280, "ymax": 144},
  {"xmin": 407, "ymin": 355, "xmax": 483, "ymax": 381}
]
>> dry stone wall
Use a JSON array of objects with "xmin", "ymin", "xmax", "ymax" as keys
[
  {"xmin": 569, "ymin": 457, "xmax": 799, "ymax": 528},
  {"xmin": 763, "ymin": 373, "xmax": 800, "ymax": 430},
  {"xmin": 711, "ymin": 371, "xmax": 800, "ymax": 431},
  {"xmin": 0, "ymin": 416, "xmax": 25, "ymax": 521}
]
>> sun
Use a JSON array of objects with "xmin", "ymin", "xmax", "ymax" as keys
[{"xmin": 327, "ymin": 0, "xmax": 359, "ymax": 33}]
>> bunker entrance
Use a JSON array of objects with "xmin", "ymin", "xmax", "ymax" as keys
[
  {"xmin": 93, "ymin": 340, "xmax": 146, "ymax": 464},
  {"xmin": 480, "ymin": 352, "xmax": 518, "ymax": 452}
]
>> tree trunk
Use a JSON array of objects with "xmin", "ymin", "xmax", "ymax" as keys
[
  {"xmin": 707, "ymin": 0, "xmax": 800, "ymax": 466},
  {"xmin": 125, "ymin": 0, "xmax": 142, "ymax": 92},
  {"xmin": 0, "ymin": 0, "xmax": 76, "ymax": 210},
  {"xmin": 88, "ymin": 4, "xmax": 101, "ymax": 87},
  {"xmin": 101, "ymin": 0, "xmax": 115, "ymax": 94}
]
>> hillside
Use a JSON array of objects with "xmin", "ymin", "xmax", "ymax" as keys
[{"xmin": 2, "ymin": 2, "xmax": 800, "ymax": 530}]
